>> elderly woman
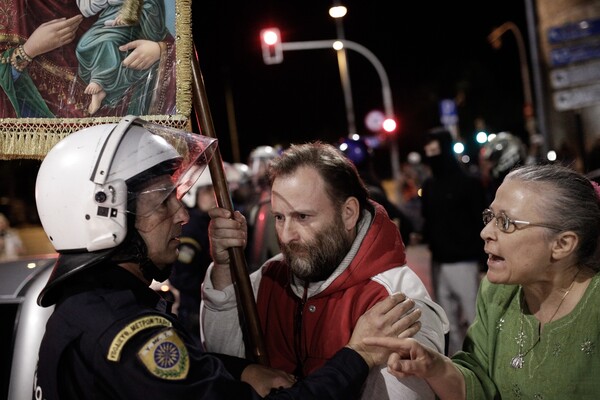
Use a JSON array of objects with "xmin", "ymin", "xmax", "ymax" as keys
[{"xmin": 364, "ymin": 163, "xmax": 600, "ymax": 399}]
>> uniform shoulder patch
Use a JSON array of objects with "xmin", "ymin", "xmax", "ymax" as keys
[
  {"xmin": 137, "ymin": 328, "xmax": 189, "ymax": 380},
  {"xmin": 107, "ymin": 315, "xmax": 172, "ymax": 361}
]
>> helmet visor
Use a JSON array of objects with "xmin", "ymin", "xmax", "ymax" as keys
[{"xmin": 120, "ymin": 120, "xmax": 218, "ymax": 220}]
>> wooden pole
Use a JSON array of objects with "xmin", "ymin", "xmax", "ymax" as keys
[{"xmin": 190, "ymin": 43, "xmax": 269, "ymax": 366}]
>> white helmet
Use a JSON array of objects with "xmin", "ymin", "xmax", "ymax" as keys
[
  {"xmin": 181, "ymin": 168, "xmax": 213, "ymax": 208},
  {"xmin": 249, "ymin": 145, "xmax": 279, "ymax": 160},
  {"xmin": 248, "ymin": 145, "xmax": 281, "ymax": 187},
  {"xmin": 224, "ymin": 162, "xmax": 251, "ymax": 191},
  {"xmin": 232, "ymin": 162, "xmax": 251, "ymax": 180},
  {"xmin": 36, "ymin": 116, "xmax": 217, "ymax": 306},
  {"xmin": 182, "ymin": 162, "xmax": 254, "ymax": 208}
]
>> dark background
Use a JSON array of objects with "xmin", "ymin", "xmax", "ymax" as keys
[
  {"xmin": 1, "ymin": 1, "xmax": 531, "ymax": 225},
  {"xmin": 191, "ymin": 0, "xmax": 530, "ymax": 174}
]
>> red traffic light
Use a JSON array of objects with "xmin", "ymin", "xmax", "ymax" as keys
[
  {"xmin": 260, "ymin": 28, "xmax": 283, "ymax": 65},
  {"xmin": 382, "ymin": 117, "xmax": 397, "ymax": 133}
]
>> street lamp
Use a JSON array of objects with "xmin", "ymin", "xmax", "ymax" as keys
[
  {"xmin": 328, "ymin": 5, "xmax": 347, "ymax": 18},
  {"xmin": 329, "ymin": 3, "xmax": 356, "ymax": 136},
  {"xmin": 488, "ymin": 22, "xmax": 538, "ymax": 147}
]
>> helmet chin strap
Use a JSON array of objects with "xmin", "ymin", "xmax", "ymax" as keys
[{"xmin": 112, "ymin": 229, "xmax": 172, "ymax": 283}]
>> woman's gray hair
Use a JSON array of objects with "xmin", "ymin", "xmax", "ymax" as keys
[{"xmin": 505, "ymin": 163, "xmax": 600, "ymax": 271}]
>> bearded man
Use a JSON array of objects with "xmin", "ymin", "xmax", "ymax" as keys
[{"xmin": 201, "ymin": 142, "xmax": 449, "ymax": 400}]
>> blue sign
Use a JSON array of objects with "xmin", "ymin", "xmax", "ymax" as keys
[
  {"xmin": 439, "ymin": 99, "xmax": 458, "ymax": 125},
  {"xmin": 548, "ymin": 18, "xmax": 600, "ymax": 44},
  {"xmin": 551, "ymin": 42, "xmax": 600, "ymax": 67}
]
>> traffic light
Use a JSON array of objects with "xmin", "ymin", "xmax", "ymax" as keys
[
  {"xmin": 260, "ymin": 28, "xmax": 283, "ymax": 65},
  {"xmin": 382, "ymin": 117, "xmax": 397, "ymax": 133}
]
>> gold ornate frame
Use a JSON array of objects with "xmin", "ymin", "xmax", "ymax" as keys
[{"xmin": 0, "ymin": 0, "xmax": 192, "ymax": 160}]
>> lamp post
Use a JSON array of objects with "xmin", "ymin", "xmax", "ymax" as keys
[
  {"xmin": 329, "ymin": 4, "xmax": 356, "ymax": 136},
  {"xmin": 488, "ymin": 22, "xmax": 538, "ymax": 147}
]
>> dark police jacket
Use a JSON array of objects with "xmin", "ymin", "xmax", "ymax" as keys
[{"xmin": 35, "ymin": 263, "xmax": 368, "ymax": 399}]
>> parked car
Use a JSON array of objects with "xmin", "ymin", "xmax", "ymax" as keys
[{"xmin": 1, "ymin": 255, "xmax": 56, "ymax": 400}]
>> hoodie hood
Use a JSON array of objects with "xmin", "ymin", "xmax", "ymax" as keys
[{"xmin": 424, "ymin": 128, "xmax": 461, "ymax": 176}]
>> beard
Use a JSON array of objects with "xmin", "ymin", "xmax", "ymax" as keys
[{"xmin": 280, "ymin": 212, "xmax": 354, "ymax": 282}]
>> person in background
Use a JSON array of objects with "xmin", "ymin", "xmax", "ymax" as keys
[
  {"xmin": 201, "ymin": 141, "xmax": 449, "ymax": 400},
  {"xmin": 33, "ymin": 116, "xmax": 417, "ymax": 399},
  {"xmin": 228, "ymin": 162, "xmax": 254, "ymax": 218},
  {"xmin": 479, "ymin": 131, "xmax": 527, "ymax": 204},
  {"xmin": 339, "ymin": 137, "xmax": 415, "ymax": 243},
  {"xmin": 170, "ymin": 161, "xmax": 248, "ymax": 338},
  {"xmin": 585, "ymin": 136, "xmax": 600, "ymax": 185},
  {"xmin": 0, "ymin": 212, "xmax": 25, "ymax": 260},
  {"xmin": 365, "ymin": 163, "xmax": 600, "ymax": 400},
  {"xmin": 399, "ymin": 151, "xmax": 428, "ymax": 242},
  {"xmin": 420, "ymin": 128, "xmax": 487, "ymax": 356},
  {"xmin": 246, "ymin": 145, "xmax": 282, "ymax": 272}
]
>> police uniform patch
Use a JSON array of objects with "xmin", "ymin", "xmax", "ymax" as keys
[
  {"xmin": 107, "ymin": 315, "xmax": 172, "ymax": 361},
  {"xmin": 137, "ymin": 328, "xmax": 189, "ymax": 380}
]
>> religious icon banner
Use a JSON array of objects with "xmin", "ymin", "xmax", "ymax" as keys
[{"xmin": 0, "ymin": 0, "xmax": 192, "ymax": 159}]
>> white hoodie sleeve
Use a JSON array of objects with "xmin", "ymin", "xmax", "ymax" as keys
[{"xmin": 200, "ymin": 263, "xmax": 263, "ymax": 357}]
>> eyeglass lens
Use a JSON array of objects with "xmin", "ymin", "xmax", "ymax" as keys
[{"xmin": 482, "ymin": 209, "xmax": 510, "ymax": 231}]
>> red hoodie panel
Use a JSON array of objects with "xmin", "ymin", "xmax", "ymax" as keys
[{"xmin": 256, "ymin": 203, "xmax": 407, "ymax": 376}]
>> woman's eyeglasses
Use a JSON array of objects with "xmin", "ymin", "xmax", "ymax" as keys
[{"xmin": 482, "ymin": 208, "xmax": 561, "ymax": 233}]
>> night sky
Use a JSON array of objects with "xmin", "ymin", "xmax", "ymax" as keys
[{"xmin": 195, "ymin": 1, "xmax": 528, "ymax": 177}]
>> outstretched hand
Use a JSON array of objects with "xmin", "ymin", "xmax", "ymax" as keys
[
  {"xmin": 24, "ymin": 15, "xmax": 83, "ymax": 58},
  {"xmin": 346, "ymin": 293, "xmax": 421, "ymax": 368},
  {"xmin": 362, "ymin": 337, "xmax": 439, "ymax": 378},
  {"xmin": 362, "ymin": 336, "xmax": 465, "ymax": 400}
]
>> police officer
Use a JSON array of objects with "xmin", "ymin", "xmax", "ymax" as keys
[
  {"xmin": 246, "ymin": 146, "xmax": 281, "ymax": 272},
  {"xmin": 34, "ymin": 116, "xmax": 419, "ymax": 399}
]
